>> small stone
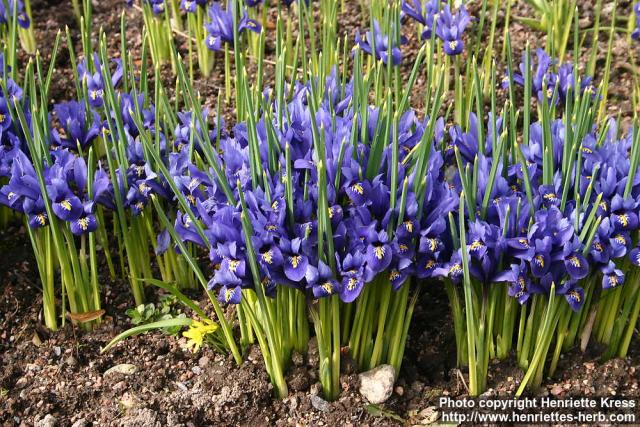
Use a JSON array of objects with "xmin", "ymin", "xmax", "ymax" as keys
[
  {"xmin": 53, "ymin": 347, "xmax": 62, "ymax": 357},
  {"xmin": 36, "ymin": 414, "xmax": 56, "ymax": 427},
  {"xmin": 65, "ymin": 356, "xmax": 77, "ymax": 367},
  {"xmin": 191, "ymin": 366, "xmax": 202, "ymax": 375},
  {"xmin": 120, "ymin": 392, "xmax": 139, "ymax": 409},
  {"xmin": 309, "ymin": 382, "xmax": 321, "ymax": 396},
  {"xmin": 310, "ymin": 395, "xmax": 330, "ymax": 412},
  {"xmin": 358, "ymin": 364, "xmax": 396, "ymax": 404},
  {"xmin": 71, "ymin": 418, "xmax": 88, "ymax": 427},
  {"xmin": 288, "ymin": 396, "xmax": 299, "ymax": 412},
  {"xmin": 395, "ymin": 386, "xmax": 404, "ymax": 396},
  {"xmin": 104, "ymin": 364, "xmax": 138, "ymax": 377},
  {"xmin": 291, "ymin": 351, "xmax": 304, "ymax": 367},
  {"xmin": 417, "ymin": 407, "xmax": 439, "ymax": 425},
  {"xmin": 198, "ymin": 356, "xmax": 210, "ymax": 367},
  {"xmin": 550, "ymin": 385, "xmax": 563, "ymax": 396}
]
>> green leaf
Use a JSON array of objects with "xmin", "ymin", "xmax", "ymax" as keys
[
  {"xmin": 141, "ymin": 278, "xmax": 209, "ymax": 321},
  {"xmin": 101, "ymin": 318, "xmax": 193, "ymax": 353}
]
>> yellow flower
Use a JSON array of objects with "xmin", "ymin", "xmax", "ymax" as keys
[{"xmin": 183, "ymin": 319, "xmax": 219, "ymax": 353}]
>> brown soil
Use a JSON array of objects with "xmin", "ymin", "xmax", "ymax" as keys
[{"xmin": 2, "ymin": 0, "xmax": 640, "ymax": 425}]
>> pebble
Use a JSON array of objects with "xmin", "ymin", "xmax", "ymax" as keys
[
  {"xmin": 395, "ymin": 386, "xmax": 404, "ymax": 396},
  {"xmin": 71, "ymin": 418, "xmax": 88, "ymax": 427},
  {"xmin": 191, "ymin": 366, "xmax": 202, "ymax": 375},
  {"xmin": 417, "ymin": 407, "xmax": 439, "ymax": 425},
  {"xmin": 309, "ymin": 382, "xmax": 321, "ymax": 396},
  {"xmin": 104, "ymin": 364, "xmax": 138, "ymax": 377},
  {"xmin": 310, "ymin": 395, "xmax": 330, "ymax": 412},
  {"xmin": 65, "ymin": 356, "xmax": 77, "ymax": 367},
  {"xmin": 291, "ymin": 351, "xmax": 304, "ymax": 367},
  {"xmin": 36, "ymin": 414, "xmax": 56, "ymax": 427},
  {"xmin": 198, "ymin": 356, "xmax": 210, "ymax": 367},
  {"xmin": 358, "ymin": 364, "xmax": 396, "ymax": 404},
  {"xmin": 550, "ymin": 385, "xmax": 563, "ymax": 396},
  {"xmin": 53, "ymin": 347, "xmax": 62, "ymax": 357}
]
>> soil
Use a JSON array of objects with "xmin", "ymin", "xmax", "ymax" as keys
[{"xmin": 2, "ymin": 0, "xmax": 640, "ymax": 425}]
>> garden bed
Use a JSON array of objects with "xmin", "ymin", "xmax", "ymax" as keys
[{"xmin": 1, "ymin": 227, "xmax": 639, "ymax": 425}]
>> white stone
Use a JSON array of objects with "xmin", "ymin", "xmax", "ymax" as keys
[{"xmin": 358, "ymin": 364, "xmax": 396, "ymax": 404}]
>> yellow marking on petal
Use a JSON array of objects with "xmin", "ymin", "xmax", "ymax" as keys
[
  {"xmin": 534, "ymin": 255, "xmax": 545, "ymax": 268},
  {"xmin": 60, "ymin": 199, "xmax": 72, "ymax": 211},
  {"xmin": 290, "ymin": 255, "xmax": 301, "ymax": 268},
  {"xmin": 614, "ymin": 234, "xmax": 626, "ymax": 245},
  {"xmin": 593, "ymin": 242, "xmax": 603, "ymax": 252},
  {"xmin": 188, "ymin": 178, "xmax": 199, "ymax": 190},
  {"xmin": 374, "ymin": 245, "xmax": 386, "ymax": 260},
  {"xmin": 265, "ymin": 224, "xmax": 277, "ymax": 231},
  {"xmin": 599, "ymin": 201, "xmax": 607, "ymax": 211},
  {"xmin": 321, "ymin": 282, "xmax": 334, "ymax": 295},
  {"xmin": 449, "ymin": 264, "xmax": 462, "ymax": 275},
  {"xmin": 262, "ymin": 250, "xmax": 273, "ymax": 264},
  {"xmin": 518, "ymin": 238, "xmax": 529, "ymax": 248},
  {"xmin": 568, "ymin": 256, "xmax": 581, "ymax": 268},
  {"xmin": 399, "ymin": 244, "xmax": 408, "ymax": 253},
  {"xmin": 403, "ymin": 220, "xmax": 413, "ymax": 233},
  {"xmin": 617, "ymin": 214, "xmax": 629, "ymax": 228},
  {"xmin": 77, "ymin": 217, "xmax": 90, "ymax": 231},
  {"xmin": 225, "ymin": 288, "xmax": 236, "ymax": 302},
  {"xmin": 389, "ymin": 270, "xmax": 401, "ymax": 281},
  {"xmin": 36, "ymin": 213, "xmax": 47, "ymax": 225},
  {"xmin": 448, "ymin": 40, "xmax": 458, "ymax": 50},
  {"xmin": 347, "ymin": 277, "xmax": 358, "ymax": 291},
  {"xmin": 229, "ymin": 259, "xmax": 240, "ymax": 273},
  {"xmin": 271, "ymin": 200, "xmax": 279, "ymax": 210},
  {"xmin": 609, "ymin": 276, "xmax": 619, "ymax": 287},
  {"xmin": 543, "ymin": 193, "xmax": 557, "ymax": 201},
  {"xmin": 568, "ymin": 290, "xmax": 581, "ymax": 303},
  {"xmin": 425, "ymin": 260, "xmax": 436, "ymax": 270},
  {"xmin": 7, "ymin": 192, "xmax": 15, "ymax": 200},
  {"xmin": 470, "ymin": 240, "xmax": 484, "ymax": 251},
  {"xmin": 351, "ymin": 183, "xmax": 364, "ymax": 195}
]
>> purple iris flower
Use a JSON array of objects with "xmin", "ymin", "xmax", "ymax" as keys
[
  {"xmin": 50, "ymin": 101, "xmax": 101, "ymax": 151},
  {"xmin": 306, "ymin": 261, "xmax": 340, "ymax": 299},
  {"xmin": 46, "ymin": 177, "xmax": 83, "ymax": 221},
  {"xmin": 280, "ymin": 237, "xmax": 309, "ymax": 282},
  {"xmin": 494, "ymin": 261, "xmax": 531, "ymax": 304},
  {"xmin": 601, "ymin": 261, "xmax": 624, "ymax": 290},
  {"xmin": 609, "ymin": 195, "xmax": 639, "ymax": 232},
  {"xmin": 0, "ymin": 1, "xmax": 30, "ymax": 29},
  {"xmin": 204, "ymin": 1, "xmax": 261, "ymax": 52},
  {"xmin": 337, "ymin": 252, "xmax": 365, "ymax": 303},
  {"xmin": 433, "ymin": 250, "xmax": 464, "ymax": 283},
  {"xmin": 435, "ymin": 5, "xmax": 471, "ymax": 55},
  {"xmin": 556, "ymin": 281, "xmax": 585, "ymax": 312},
  {"xmin": 180, "ymin": 0, "xmax": 198, "ymax": 13},
  {"xmin": 145, "ymin": 0, "xmax": 166, "ymax": 15},
  {"xmin": 355, "ymin": 20, "xmax": 405, "ymax": 65},
  {"xmin": 561, "ymin": 238, "xmax": 589, "ymax": 280},
  {"xmin": 401, "ymin": 0, "xmax": 442, "ymax": 40},
  {"xmin": 69, "ymin": 202, "xmax": 98, "ymax": 235}
]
